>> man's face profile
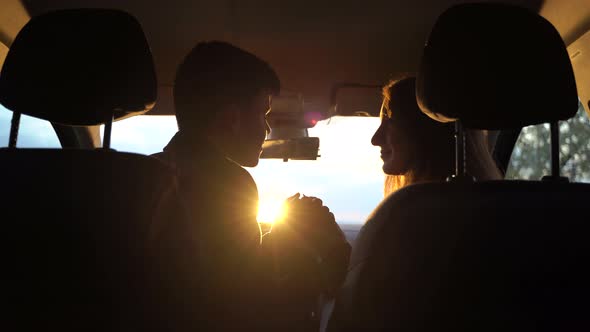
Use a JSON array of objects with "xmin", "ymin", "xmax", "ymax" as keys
[{"xmin": 231, "ymin": 91, "xmax": 272, "ymax": 167}]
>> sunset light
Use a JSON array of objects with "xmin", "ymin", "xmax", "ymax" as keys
[{"xmin": 257, "ymin": 197, "xmax": 288, "ymax": 224}]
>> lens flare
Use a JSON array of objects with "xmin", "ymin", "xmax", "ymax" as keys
[{"xmin": 257, "ymin": 197, "xmax": 288, "ymax": 224}]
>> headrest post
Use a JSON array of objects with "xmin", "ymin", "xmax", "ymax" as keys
[
  {"xmin": 8, "ymin": 112, "xmax": 21, "ymax": 148},
  {"xmin": 542, "ymin": 121, "xmax": 568, "ymax": 182},
  {"xmin": 550, "ymin": 121, "xmax": 560, "ymax": 178},
  {"xmin": 447, "ymin": 120, "xmax": 474, "ymax": 183},
  {"xmin": 102, "ymin": 115, "xmax": 113, "ymax": 149},
  {"xmin": 455, "ymin": 121, "xmax": 466, "ymax": 178}
]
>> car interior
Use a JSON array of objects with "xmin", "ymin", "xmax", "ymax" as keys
[{"xmin": 1, "ymin": 0, "xmax": 589, "ymax": 330}]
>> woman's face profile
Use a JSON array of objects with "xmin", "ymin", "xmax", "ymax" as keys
[{"xmin": 371, "ymin": 99, "xmax": 412, "ymax": 175}]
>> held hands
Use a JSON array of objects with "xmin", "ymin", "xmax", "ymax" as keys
[
  {"xmin": 270, "ymin": 193, "xmax": 351, "ymax": 294},
  {"xmin": 280, "ymin": 193, "xmax": 346, "ymax": 253}
]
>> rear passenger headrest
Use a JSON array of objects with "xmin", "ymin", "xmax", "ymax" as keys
[
  {"xmin": 0, "ymin": 9, "xmax": 156, "ymax": 126},
  {"xmin": 416, "ymin": 3, "xmax": 579, "ymax": 130}
]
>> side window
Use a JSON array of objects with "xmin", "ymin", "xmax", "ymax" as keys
[
  {"xmin": 0, "ymin": 105, "xmax": 61, "ymax": 148},
  {"xmin": 1, "ymin": 41, "xmax": 60, "ymax": 148},
  {"xmin": 99, "ymin": 115, "xmax": 178, "ymax": 154},
  {"xmin": 506, "ymin": 101, "xmax": 590, "ymax": 182}
]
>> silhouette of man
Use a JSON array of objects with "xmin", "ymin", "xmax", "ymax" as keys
[{"xmin": 154, "ymin": 41, "xmax": 350, "ymax": 332}]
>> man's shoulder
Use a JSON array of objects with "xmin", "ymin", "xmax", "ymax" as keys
[
  {"xmin": 151, "ymin": 150, "xmax": 169, "ymax": 163},
  {"xmin": 154, "ymin": 146, "xmax": 256, "ymax": 191},
  {"xmin": 222, "ymin": 158, "xmax": 256, "ymax": 185},
  {"xmin": 213, "ymin": 159, "xmax": 259, "ymax": 204}
]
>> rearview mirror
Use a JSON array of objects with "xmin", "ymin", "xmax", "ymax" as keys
[
  {"xmin": 260, "ymin": 137, "xmax": 319, "ymax": 161},
  {"xmin": 267, "ymin": 95, "xmax": 323, "ymax": 128}
]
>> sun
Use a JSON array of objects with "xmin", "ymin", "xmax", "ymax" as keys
[{"xmin": 257, "ymin": 197, "xmax": 288, "ymax": 224}]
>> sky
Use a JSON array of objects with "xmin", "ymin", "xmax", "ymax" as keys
[{"xmin": 1, "ymin": 104, "xmax": 385, "ymax": 224}]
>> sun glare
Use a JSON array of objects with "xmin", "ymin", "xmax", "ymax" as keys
[{"xmin": 257, "ymin": 197, "xmax": 288, "ymax": 224}]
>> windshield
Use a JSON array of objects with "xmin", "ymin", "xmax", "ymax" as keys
[
  {"xmin": 250, "ymin": 117, "xmax": 383, "ymax": 225},
  {"xmin": 103, "ymin": 115, "xmax": 384, "ymax": 225}
]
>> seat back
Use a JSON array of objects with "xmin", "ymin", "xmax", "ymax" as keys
[
  {"xmin": 0, "ymin": 10, "xmax": 196, "ymax": 331},
  {"xmin": 328, "ymin": 4, "xmax": 590, "ymax": 331},
  {"xmin": 329, "ymin": 181, "xmax": 590, "ymax": 331}
]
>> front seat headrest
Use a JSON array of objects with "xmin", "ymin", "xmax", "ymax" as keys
[
  {"xmin": 416, "ymin": 3, "xmax": 579, "ymax": 130},
  {"xmin": 0, "ymin": 9, "xmax": 157, "ymax": 126}
]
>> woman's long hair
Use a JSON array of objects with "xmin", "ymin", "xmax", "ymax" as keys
[{"xmin": 382, "ymin": 77, "xmax": 502, "ymax": 196}]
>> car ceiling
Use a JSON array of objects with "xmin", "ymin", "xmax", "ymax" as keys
[{"xmin": 1, "ymin": 0, "xmax": 590, "ymax": 116}]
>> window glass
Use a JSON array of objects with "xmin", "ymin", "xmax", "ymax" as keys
[
  {"xmin": 0, "ymin": 104, "xmax": 61, "ymax": 148},
  {"xmin": 506, "ymin": 102, "xmax": 590, "ymax": 182},
  {"xmin": 104, "ymin": 115, "xmax": 384, "ymax": 225},
  {"xmin": 100, "ymin": 115, "xmax": 179, "ymax": 154}
]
